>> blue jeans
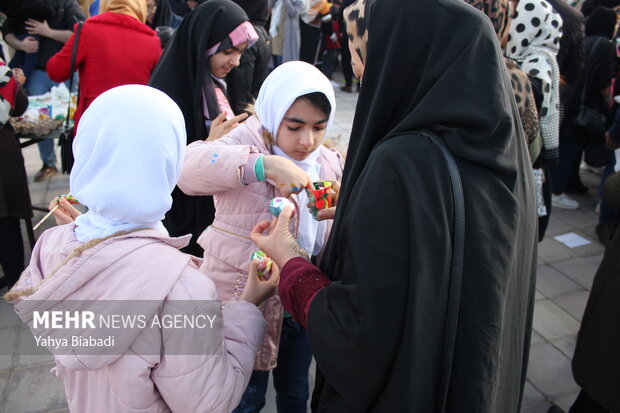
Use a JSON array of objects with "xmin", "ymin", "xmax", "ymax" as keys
[
  {"xmin": 321, "ymin": 49, "xmax": 339, "ymax": 79},
  {"xmin": 26, "ymin": 69, "xmax": 74, "ymax": 167},
  {"xmin": 234, "ymin": 318, "xmax": 313, "ymax": 413},
  {"xmin": 551, "ymin": 130, "xmax": 584, "ymax": 195}
]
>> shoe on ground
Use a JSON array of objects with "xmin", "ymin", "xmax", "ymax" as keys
[
  {"xmin": 330, "ymin": 80, "xmax": 341, "ymax": 88},
  {"xmin": 547, "ymin": 404, "xmax": 565, "ymax": 413},
  {"xmin": 34, "ymin": 164, "xmax": 57, "ymax": 182},
  {"xmin": 552, "ymin": 193, "xmax": 579, "ymax": 210},
  {"xmin": 596, "ymin": 222, "xmax": 613, "ymax": 247},
  {"xmin": 340, "ymin": 85, "xmax": 353, "ymax": 93},
  {"xmin": 580, "ymin": 162, "xmax": 604, "ymax": 175}
]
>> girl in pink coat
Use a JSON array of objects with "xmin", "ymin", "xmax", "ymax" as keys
[
  {"xmin": 177, "ymin": 61, "xmax": 344, "ymax": 412},
  {"xmin": 5, "ymin": 85, "xmax": 279, "ymax": 413}
]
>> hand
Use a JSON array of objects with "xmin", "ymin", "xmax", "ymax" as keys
[
  {"xmin": 48, "ymin": 196, "xmax": 82, "ymax": 226},
  {"xmin": 20, "ymin": 36, "xmax": 39, "ymax": 53},
  {"xmin": 263, "ymin": 155, "xmax": 313, "ymax": 197},
  {"xmin": 205, "ymin": 112, "xmax": 248, "ymax": 142},
  {"xmin": 239, "ymin": 259, "xmax": 281, "ymax": 306},
  {"xmin": 250, "ymin": 205, "xmax": 308, "ymax": 269},
  {"xmin": 12, "ymin": 68, "xmax": 26, "ymax": 86},
  {"xmin": 25, "ymin": 19, "xmax": 52, "ymax": 38},
  {"xmin": 307, "ymin": 180, "xmax": 340, "ymax": 221}
]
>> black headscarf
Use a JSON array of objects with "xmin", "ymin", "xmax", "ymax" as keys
[
  {"xmin": 332, "ymin": 0, "xmax": 526, "ymax": 228},
  {"xmin": 309, "ymin": 0, "xmax": 537, "ymax": 411},
  {"xmin": 148, "ymin": 0, "xmax": 178, "ymax": 29},
  {"xmin": 148, "ymin": 0, "xmax": 251, "ymax": 255},
  {"xmin": 232, "ymin": 0, "xmax": 267, "ymax": 26},
  {"xmin": 585, "ymin": 6, "xmax": 617, "ymax": 38},
  {"xmin": 581, "ymin": 0, "xmax": 619, "ymax": 17},
  {"xmin": 150, "ymin": 0, "xmax": 249, "ymax": 142},
  {"xmin": 547, "ymin": 0, "xmax": 585, "ymax": 84}
]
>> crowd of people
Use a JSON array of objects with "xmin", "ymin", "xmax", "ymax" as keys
[{"xmin": 0, "ymin": 0, "xmax": 619, "ymax": 411}]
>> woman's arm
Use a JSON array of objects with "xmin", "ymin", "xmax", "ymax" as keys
[
  {"xmin": 46, "ymin": 22, "xmax": 85, "ymax": 83},
  {"xmin": 279, "ymin": 257, "xmax": 331, "ymax": 327}
]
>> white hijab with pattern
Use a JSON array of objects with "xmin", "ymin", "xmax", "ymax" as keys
[{"xmin": 506, "ymin": 0, "xmax": 563, "ymax": 161}]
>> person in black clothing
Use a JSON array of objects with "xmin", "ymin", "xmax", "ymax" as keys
[
  {"xmin": 338, "ymin": 0, "xmax": 355, "ymax": 92},
  {"xmin": 548, "ymin": 102, "xmax": 620, "ymax": 413},
  {"xmin": 147, "ymin": 0, "xmax": 182, "ymax": 29},
  {"xmin": 547, "ymin": 0, "xmax": 586, "ymax": 196},
  {"xmin": 0, "ymin": 63, "xmax": 30, "ymax": 291},
  {"xmin": 580, "ymin": 0, "xmax": 619, "ymax": 17},
  {"xmin": 168, "ymin": 0, "xmax": 190, "ymax": 16},
  {"xmin": 550, "ymin": 6, "xmax": 616, "ymax": 216},
  {"xmin": 251, "ymin": 0, "xmax": 537, "ymax": 411},
  {"xmin": 2, "ymin": 0, "xmax": 84, "ymax": 182}
]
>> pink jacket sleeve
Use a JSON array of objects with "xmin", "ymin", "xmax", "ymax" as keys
[
  {"xmin": 152, "ymin": 266, "xmax": 265, "ymax": 413},
  {"xmin": 177, "ymin": 129, "xmax": 262, "ymax": 196}
]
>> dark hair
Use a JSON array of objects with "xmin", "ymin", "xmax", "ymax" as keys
[
  {"xmin": 581, "ymin": 0, "xmax": 620, "ymax": 17},
  {"xmin": 585, "ymin": 7, "xmax": 617, "ymax": 38},
  {"xmin": 296, "ymin": 92, "xmax": 332, "ymax": 118}
]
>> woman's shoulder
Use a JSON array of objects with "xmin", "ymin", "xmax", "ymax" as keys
[
  {"xmin": 85, "ymin": 12, "xmax": 157, "ymax": 37},
  {"xmin": 367, "ymin": 132, "xmax": 450, "ymax": 174}
]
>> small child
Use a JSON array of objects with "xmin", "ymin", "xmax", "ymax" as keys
[
  {"xmin": 5, "ymin": 84, "xmax": 278, "ymax": 413},
  {"xmin": 177, "ymin": 61, "xmax": 344, "ymax": 412},
  {"xmin": 320, "ymin": 4, "xmax": 342, "ymax": 82}
]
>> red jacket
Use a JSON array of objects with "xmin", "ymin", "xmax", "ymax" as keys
[{"xmin": 47, "ymin": 12, "xmax": 162, "ymax": 131}]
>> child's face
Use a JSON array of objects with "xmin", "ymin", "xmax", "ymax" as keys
[
  {"xmin": 146, "ymin": 0, "xmax": 157, "ymax": 23},
  {"xmin": 275, "ymin": 98, "xmax": 328, "ymax": 161},
  {"xmin": 209, "ymin": 42, "xmax": 248, "ymax": 79}
]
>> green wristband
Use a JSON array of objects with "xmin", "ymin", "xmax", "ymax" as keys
[{"xmin": 255, "ymin": 154, "xmax": 266, "ymax": 181}]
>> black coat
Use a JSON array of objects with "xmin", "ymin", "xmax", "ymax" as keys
[
  {"xmin": 0, "ymin": 88, "xmax": 31, "ymax": 219},
  {"xmin": 572, "ymin": 172, "xmax": 620, "ymax": 412},
  {"xmin": 309, "ymin": 0, "xmax": 538, "ymax": 411},
  {"xmin": 1, "ymin": 0, "xmax": 85, "ymax": 70}
]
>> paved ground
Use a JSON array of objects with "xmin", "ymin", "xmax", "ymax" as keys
[{"xmin": 0, "ymin": 83, "xmax": 607, "ymax": 413}]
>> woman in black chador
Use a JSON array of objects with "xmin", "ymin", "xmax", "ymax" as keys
[{"xmin": 250, "ymin": 0, "xmax": 538, "ymax": 411}]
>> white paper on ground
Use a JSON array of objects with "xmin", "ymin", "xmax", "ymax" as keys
[{"xmin": 554, "ymin": 232, "xmax": 591, "ymax": 248}]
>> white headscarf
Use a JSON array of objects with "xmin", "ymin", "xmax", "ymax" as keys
[
  {"xmin": 255, "ymin": 61, "xmax": 336, "ymax": 256},
  {"xmin": 70, "ymin": 85, "xmax": 186, "ymax": 243},
  {"xmin": 506, "ymin": 0, "xmax": 562, "ymax": 162}
]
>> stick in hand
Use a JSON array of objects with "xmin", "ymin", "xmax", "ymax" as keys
[{"xmin": 33, "ymin": 194, "xmax": 79, "ymax": 231}]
